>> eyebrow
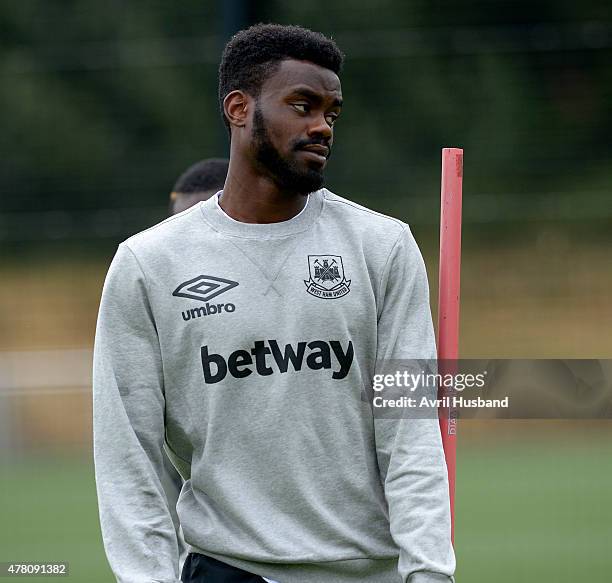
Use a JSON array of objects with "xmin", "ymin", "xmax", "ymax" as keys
[{"xmin": 288, "ymin": 86, "xmax": 343, "ymax": 108}]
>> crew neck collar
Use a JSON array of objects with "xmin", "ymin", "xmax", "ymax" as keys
[
  {"xmin": 200, "ymin": 189, "xmax": 324, "ymax": 239},
  {"xmin": 214, "ymin": 190, "xmax": 310, "ymax": 223}
]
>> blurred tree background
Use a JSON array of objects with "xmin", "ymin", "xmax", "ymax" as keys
[
  {"xmin": 0, "ymin": 2, "xmax": 611, "ymax": 582},
  {"xmin": 1, "ymin": 0, "xmax": 611, "ymax": 242}
]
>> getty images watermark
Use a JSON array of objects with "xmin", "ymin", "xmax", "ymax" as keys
[
  {"xmin": 371, "ymin": 367, "xmax": 498, "ymax": 409},
  {"xmin": 363, "ymin": 360, "xmax": 612, "ymax": 419}
]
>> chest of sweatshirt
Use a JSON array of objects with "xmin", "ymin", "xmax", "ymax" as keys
[
  {"xmin": 144, "ymin": 222, "xmax": 378, "ymax": 371},
  {"xmin": 128, "ymin": 205, "xmax": 402, "ymax": 463}
]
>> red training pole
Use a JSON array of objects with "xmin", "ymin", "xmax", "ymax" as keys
[{"xmin": 437, "ymin": 147, "xmax": 463, "ymax": 545}]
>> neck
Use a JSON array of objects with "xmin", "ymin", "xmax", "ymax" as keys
[{"xmin": 220, "ymin": 153, "xmax": 308, "ymax": 224}]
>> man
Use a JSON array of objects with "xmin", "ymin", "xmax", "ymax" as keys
[
  {"xmin": 93, "ymin": 23, "xmax": 455, "ymax": 583},
  {"xmin": 169, "ymin": 158, "xmax": 230, "ymax": 215}
]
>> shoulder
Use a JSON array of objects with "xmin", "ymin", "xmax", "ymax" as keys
[
  {"xmin": 320, "ymin": 189, "xmax": 425, "ymax": 272},
  {"xmin": 121, "ymin": 202, "xmax": 208, "ymax": 257},
  {"xmin": 321, "ymin": 188, "xmax": 407, "ymax": 234},
  {"xmin": 320, "ymin": 188, "xmax": 414, "ymax": 255}
]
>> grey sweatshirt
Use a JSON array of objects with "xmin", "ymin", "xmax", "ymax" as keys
[{"xmin": 93, "ymin": 188, "xmax": 455, "ymax": 583}]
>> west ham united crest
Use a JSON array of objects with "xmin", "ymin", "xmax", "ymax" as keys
[{"xmin": 304, "ymin": 255, "xmax": 351, "ymax": 299}]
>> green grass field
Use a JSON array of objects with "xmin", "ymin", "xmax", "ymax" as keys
[
  {"xmin": 0, "ymin": 455, "xmax": 113, "ymax": 581},
  {"xmin": 1, "ymin": 424, "xmax": 611, "ymax": 582},
  {"xmin": 455, "ymin": 424, "xmax": 612, "ymax": 582}
]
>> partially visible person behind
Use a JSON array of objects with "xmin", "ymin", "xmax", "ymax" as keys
[
  {"xmin": 163, "ymin": 157, "xmax": 230, "ymax": 571},
  {"xmin": 169, "ymin": 158, "xmax": 230, "ymax": 215}
]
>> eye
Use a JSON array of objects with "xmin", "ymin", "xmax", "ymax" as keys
[
  {"xmin": 325, "ymin": 114, "xmax": 339, "ymax": 126},
  {"xmin": 292, "ymin": 103, "xmax": 309, "ymax": 113}
]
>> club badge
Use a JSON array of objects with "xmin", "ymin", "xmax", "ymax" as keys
[{"xmin": 304, "ymin": 255, "xmax": 351, "ymax": 299}]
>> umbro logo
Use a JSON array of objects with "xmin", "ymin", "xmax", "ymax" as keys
[
  {"xmin": 173, "ymin": 275, "xmax": 239, "ymax": 322},
  {"xmin": 173, "ymin": 275, "xmax": 239, "ymax": 303}
]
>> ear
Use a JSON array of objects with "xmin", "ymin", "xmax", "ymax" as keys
[{"xmin": 224, "ymin": 90, "xmax": 250, "ymax": 129}]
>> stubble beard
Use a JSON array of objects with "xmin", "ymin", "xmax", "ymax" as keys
[{"xmin": 251, "ymin": 106, "xmax": 325, "ymax": 196}]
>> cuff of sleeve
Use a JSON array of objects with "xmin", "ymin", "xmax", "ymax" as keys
[{"xmin": 408, "ymin": 573, "xmax": 454, "ymax": 583}]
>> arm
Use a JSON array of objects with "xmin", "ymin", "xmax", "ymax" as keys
[
  {"xmin": 374, "ymin": 227, "xmax": 455, "ymax": 583},
  {"xmin": 93, "ymin": 243, "xmax": 180, "ymax": 583}
]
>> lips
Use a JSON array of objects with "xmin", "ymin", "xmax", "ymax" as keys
[{"xmin": 300, "ymin": 144, "xmax": 329, "ymax": 158}]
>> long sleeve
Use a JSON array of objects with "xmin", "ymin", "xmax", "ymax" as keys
[
  {"xmin": 374, "ymin": 227, "xmax": 456, "ymax": 583},
  {"xmin": 93, "ymin": 243, "xmax": 180, "ymax": 583}
]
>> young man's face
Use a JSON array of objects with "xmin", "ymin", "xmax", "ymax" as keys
[{"xmin": 249, "ymin": 59, "xmax": 342, "ymax": 195}]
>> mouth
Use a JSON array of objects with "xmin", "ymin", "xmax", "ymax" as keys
[{"xmin": 298, "ymin": 145, "xmax": 329, "ymax": 165}]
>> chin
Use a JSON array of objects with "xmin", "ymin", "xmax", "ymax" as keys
[
  {"xmin": 277, "ymin": 173, "xmax": 323, "ymax": 195},
  {"xmin": 267, "ymin": 156, "xmax": 325, "ymax": 194},
  {"xmin": 295, "ymin": 177, "xmax": 325, "ymax": 195}
]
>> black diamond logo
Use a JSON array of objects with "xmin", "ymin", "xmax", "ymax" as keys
[{"xmin": 172, "ymin": 275, "xmax": 239, "ymax": 303}]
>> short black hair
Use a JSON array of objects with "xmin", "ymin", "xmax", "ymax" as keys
[
  {"xmin": 218, "ymin": 23, "xmax": 344, "ymax": 132},
  {"xmin": 172, "ymin": 158, "xmax": 229, "ymax": 195}
]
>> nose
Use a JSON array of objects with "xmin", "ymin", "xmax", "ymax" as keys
[{"xmin": 307, "ymin": 112, "xmax": 333, "ymax": 142}]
